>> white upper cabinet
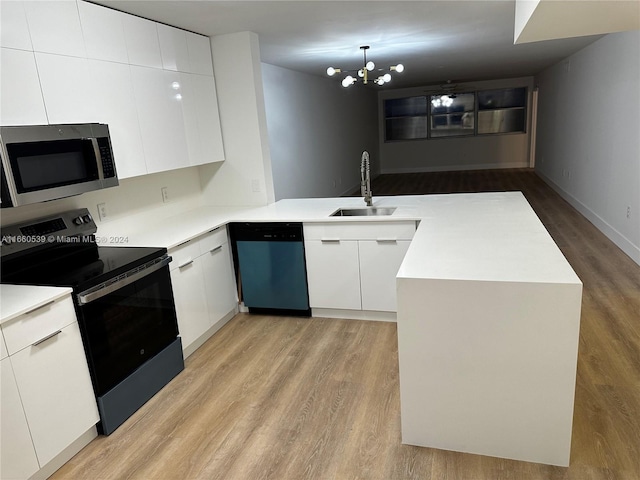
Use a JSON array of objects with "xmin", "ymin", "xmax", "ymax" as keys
[
  {"xmin": 0, "ymin": 48, "xmax": 48, "ymax": 126},
  {"xmin": 123, "ymin": 14, "xmax": 162, "ymax": 68},
  {"xmin": 186, "ymin": 32, "xmax": 214, "ymax": 75},
  {"xmin": 36, "ymin": 53, "xmax": 99, "ymax": 124},
  {"xmin": 89, "ymin": 60, "xmax": 147, "ymax": 178},
  {"xmin": 77, "ymin": 0, "xmax": 128, "ymax": 63},
  {"xmin": 191, "ymin": 73, "xmax": 225, "ymax": 164},
  {"xmin": 157, "ymin": 24, "xmax": 190, "ymax": 72},
  {"xmin": 0, "ymin": 1, "xmax": 33, "ymax": 50},
  {"xmin": 131, "ymin": 66, "xmax": 189, "ymax": 173},
  {"xmin": 23, "ymin": 0, "xmax": 86, "ymax": 57},
  {"xmin": 7, "ymin": 0, "xmax": 224, "ymax": 169}
]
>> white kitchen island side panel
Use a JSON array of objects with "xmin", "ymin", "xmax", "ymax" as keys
[{"xmin": 396, "ymin": 276, "xmax": 582, "ymax": 467}]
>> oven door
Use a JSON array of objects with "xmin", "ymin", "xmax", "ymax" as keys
[{"xmin": 76, "ymin": 257, "xmax": 179, "ymax": 397}]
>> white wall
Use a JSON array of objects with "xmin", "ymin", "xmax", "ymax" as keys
[
  {"xmin": 535, "ymin": 30, "xmax": 640, "ymax": 265},
  {"xmin": 261, "ymin": 63, "xmax": 379, "ymax": 200},
  {"xmin": 198, "ymin": 31, "xmax": 275, "ymax": 206},
  {"xmin": 378, "ymin": 77, "xmax": 535, "ymax": 174},
  {"xmin": 0, "ymin": 167, "xmax": 204, "ymax": 238}
]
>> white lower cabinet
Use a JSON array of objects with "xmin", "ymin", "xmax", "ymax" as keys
[
  {"xmin": 10, "ymin": 321, "xmax": 99, "ymax": 467},
  {"xmin": 304, "ymin": 239, "xmax": 361, "ymax": 310},
  {"xmin": 170, "ymin": 246, "xmax": 210, "ymax": 352},
  {"xmin": 304, "ymin": 222, "xmax": 416, "ymax": 313},
  {"xmin": 0, "ymin": 294, "xmax": 99, "ymax": 478},
  {"xmin": 169, "ymin": 226, "xmax": 237, "ymax": 357},
  {"xmin": 359, "ymin": 240, "xmax": 412, "ymax": 312},
  {"xmin": 0, "ymin": 357, "xmax": 40, "ymax": 480},
  {"xmin": 200, "ymin": 238, "xmax": 237, "ymax": 326}
]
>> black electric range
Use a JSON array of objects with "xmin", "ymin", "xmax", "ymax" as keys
[{"xmin": 1, "ymin": 208, "xmax": 184, "ymax": 435}]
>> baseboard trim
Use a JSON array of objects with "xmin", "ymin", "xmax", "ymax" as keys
[
  {"xmin": 381, "ymin": 162, "xmax": 529, "ymax": 174},
  {"xmin": 311, "ymin": 308, "xmax": 396, "ymax": 322},
  {"xmin": 536, "ymin": 171, "xmax": 640, "ymax": 266}
]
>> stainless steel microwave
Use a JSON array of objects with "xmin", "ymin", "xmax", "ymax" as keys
[{"xmin": 0, "ymin": 123, "xmax": 119, "ymax": 208}]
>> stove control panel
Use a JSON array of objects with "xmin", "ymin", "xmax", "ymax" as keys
[{"xmin": 0, "ymin": 208, "xmax": 97, "ymax": 258}]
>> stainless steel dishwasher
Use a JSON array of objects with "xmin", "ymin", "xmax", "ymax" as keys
[{"xmin": 229, "ymin": 222, "xmax": 311, "ymax": 316}]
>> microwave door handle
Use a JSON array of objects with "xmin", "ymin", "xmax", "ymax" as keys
[
  {"xmin": 90, "ymin": 137, "xmax": 105, "ymax": 180},
  {"xmin": 77, "ymin": 255, "xmax": 172, "ymax": 305}
]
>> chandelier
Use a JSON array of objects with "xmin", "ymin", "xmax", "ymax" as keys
[{"xmin": 326, "ymin": 46, "xmax": 404, "ymax": 88}]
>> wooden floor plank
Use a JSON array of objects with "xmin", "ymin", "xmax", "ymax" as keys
[{"xmin": 51, "ymin": 169, "xmax": 640, "ymax": 480}]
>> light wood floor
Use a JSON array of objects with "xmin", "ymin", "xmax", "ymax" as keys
[{"xmin": 52, "ymin": 169, "xmax": 640, "ymax": 480}]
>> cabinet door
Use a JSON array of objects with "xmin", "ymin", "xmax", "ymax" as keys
[
  {"xmin": 1, "ymin": 1, "xmax": 32, "ymax": 50},
  {"xmin": 359, "ymin": 240, "xmax": 411, "ymax": 312},
  {"xmin": 78, "ymin": 0, "xmax": 128, "ymax": 63},
  {"xmin": 170, "ymin": 259, "xmax": 210, "ymax": 352},
  {"xmin": 89, "ymin": 59, "xmax": 147, "ymax": 178},
  {"xmin": 23, "ymin": 0, "xmax": 85, "ymax": 57},
  {"xmin": 36, "ymin": 52, "xmax": 99, "ymax": 124},
  {"xmin": 130, "ymin": 65, "xmax": 189, "ymax": 173},
  {"xmin": 0, "ymin": 48, "xmax": 47, "ymax": 125},
  {"xmin": 0, "ymin": 358, "xmax": 39, "ymax": 480},
  {"xmin": 191, "ymin": 73, "xmax": 225, "ymax": 164},
  {"xmin": 305, "ymin": 240, "xmax": 361, "ymax": 310},
  {"xmin": 186, "ymin": 32, "xmax": 213, "ymax": 75},
  {"xmin": 157, "ymin": 23, "xmax": 190, "ymax": 72},
  {"xmin": 179, "ymin": 73, "xmax": 225, "ymax": 166},
  {"xmin": 10, "ymin": 322, "xmax": 100, "ymax": 467},
  {"xmin": 201, "ymin": 241, "xmax": 237, "ymax": 325},
  {"xmin": 123, "ymin": 14, "xmax": 162, "ymax": 68}
]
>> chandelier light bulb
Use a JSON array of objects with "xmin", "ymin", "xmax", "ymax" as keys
[
  {"xmin": 358, "ymin": 69, "xmax": 364, "ymax": 78},
  {"xmin": 366, "ymin": 61, "xmax": 375, "ymax": 71},
  {"xmin": 342, "ymin": 75, "xmax": 355, "ymax": 87},
  {"xmin": 327, "ymin": 67, "xmax": 336, "ymax": 76},
  {"xmin": 383, "ymin": 73, "xmax": 392, "ymax": 82},
  {"xmin": 391, "ymin": 64, "xmax": 405, "ymax": 73}
]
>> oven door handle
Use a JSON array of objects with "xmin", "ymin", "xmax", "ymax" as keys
[{"xmin": 77, "ymin": 254, "xmax": 172, "ymax": 305}]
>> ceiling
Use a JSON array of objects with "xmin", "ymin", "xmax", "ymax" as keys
[{"xmin": 93, "ymin": 0, "xmax": 605, "ymax": 89}]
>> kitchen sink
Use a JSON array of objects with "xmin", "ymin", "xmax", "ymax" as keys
[{"xmin": 330, "ymin": 207, "xmax": 397, "ymax": 217}]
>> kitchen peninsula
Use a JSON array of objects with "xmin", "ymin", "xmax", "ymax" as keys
[{"xmin": 112, "ymin": 191, "xmax": 582, "ymax": 467}]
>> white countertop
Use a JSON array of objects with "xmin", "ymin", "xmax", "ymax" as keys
[
  {"xmin": 1, "ymin": 284, "xmax": 73, "ymax": 325},
  {"xmin": 2, "ymin": 192, "xmax": 580, "ymax": 322},
  {"xmin": 111, "ymin": 192, "xmax": 581, "ymax": 286}
]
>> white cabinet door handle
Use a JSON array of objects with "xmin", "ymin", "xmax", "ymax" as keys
[
  {"xmin": 321, "ymin": 239, "xmax": 341, "ymax": 243},
  {"xmin": 376, "ymin": 238, "xmax": 397, "ymax": 244},
  {"xmin": 209, "ymin": 245, "xmax": 222, "ymax": 254},
  {"xmin": 32, "ymin": 329, "xmax": 62, "ymax": 347}
]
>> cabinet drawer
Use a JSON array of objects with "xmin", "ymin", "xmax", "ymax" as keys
[
  {"xmin": 168, "ymin": 238, "xmax": 201, "ymax": 272},
  {"xmin": 10, "ymin": 321, "xmax": 100, "ymax": 467},
  {"xmin": 198, "ymin": 226, "xmax": 228, "ymax": 256},
  {"xmin": 2, "ymin": 296, "xmax": 76, "ymax": 356},
  {"xmin": 304, "ymin": 221, "xmax": 416, "ymax": 241}
]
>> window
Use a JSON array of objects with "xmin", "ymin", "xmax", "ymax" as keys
[
  {"xmin": 384, "ymin": 96, "xmax": 428, "ymax": 141},
  {"xmin": 383, "ymin": 87, "xmax": 527, "ymax": 142},
  {"xmin": 430, "ymin": 93, "xmax": 475, "ymax": 138},
  {"xmin": 477, "ymin": 88, "xmax": 526, "ymax": 134}
]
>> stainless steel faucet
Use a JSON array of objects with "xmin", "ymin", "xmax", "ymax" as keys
[{"xmin": 360, "ymin": 150, "xmax": 372, "ymax": 206}]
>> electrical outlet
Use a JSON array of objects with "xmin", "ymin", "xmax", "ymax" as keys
[
  {"xmin": 97, "ymin": 203, "xmax": 108, "ymax": 221},
  {"xmin": 627, "ymin": 206, "xmax": 631, "ymax": 219},
  {"xmin": 161, "ymin": 186, "xmax": 169, "ymax": 203}
]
